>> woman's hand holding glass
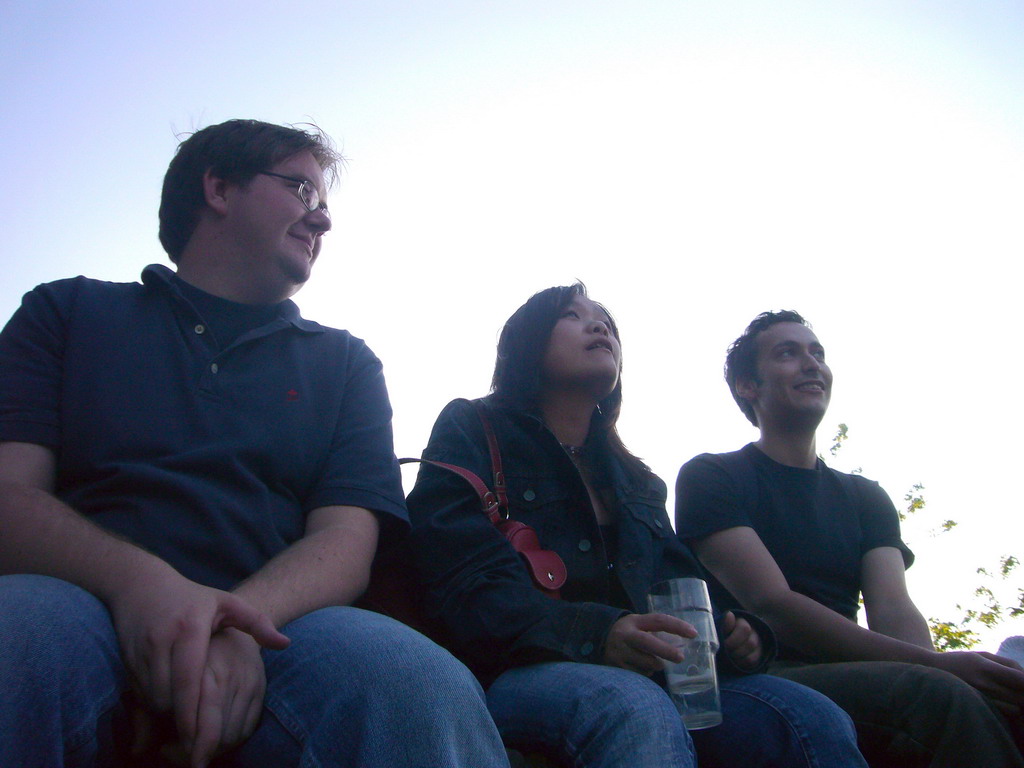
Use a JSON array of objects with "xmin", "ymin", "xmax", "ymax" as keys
[{"xmin": 603, "ymin": 612, "xmax": 697, "ymax": 675}]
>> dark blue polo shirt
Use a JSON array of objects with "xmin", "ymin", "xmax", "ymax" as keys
[{"xmin": 0, "ymin": 265, "xmax": 407, "ymax": 590}]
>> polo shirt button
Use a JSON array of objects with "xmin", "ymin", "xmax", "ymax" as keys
[
  {"xmin": 578, "ymin": 539, "xmax": 591, "ymax": 552},
  {"xmin": 580, "ymin": 642, "xmax": 594, "ymax": 656},
  {"xmin": 523, "ymin": 489, "xmax": 536, "ymax": 501},
  {"xmin": 210, "ymin": 363, "xmax": 219, "ymax": 373},
  {"xmin": 194, "ymin": 324, "xmax": 205, "ymax": 334}
]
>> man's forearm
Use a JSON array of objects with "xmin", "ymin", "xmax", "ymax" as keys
[
  {"xmin": 864, "ymin": 602, "xmax": 934, "ymax": 650},
  {"xmin": 755, "ymin": 589, "xmax": 939, "ymax": 665},
  {"xmin": 859, "ymin": 547, "xmax": 935, "ymax": 651},
  {"xmin": 231, "ymin": 505, "xmax": 379, "ymax": 628},
  {"xmin": 0, "ymin": 480, "xmax": 180, "ymax": 603}
]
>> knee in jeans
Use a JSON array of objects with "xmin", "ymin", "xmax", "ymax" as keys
[
  {"xmin": 0, "ymin": 575, "xmax": 115, "ymax": 665},
  {"xmin": 393, "ymin": 637, "xmax": 481, "ymax": 694},
  {"xmin": 574, "ymin": 670, "xmax": 679, "ymax": 730},
  {"xmin": 0, "ymin": 575, "xmax": 124, "ymax": 752},
  {"xmin": 815, "ymin": 695, "xmax": 859, "ymax": 739},
  {"xmin": 284, "ymin": 608, "xmax": 483, "ymax": 705}
]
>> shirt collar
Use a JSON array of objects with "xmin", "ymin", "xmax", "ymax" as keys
[{"xmin": 141, "ymin": 264, "xmax": 324, "ymax": 334}]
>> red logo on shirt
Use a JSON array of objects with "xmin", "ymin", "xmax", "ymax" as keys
[{"xmin": 286, "ymin": 389, "xmax": 299, "ymax": 402}]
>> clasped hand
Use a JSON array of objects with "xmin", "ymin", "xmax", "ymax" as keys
[{"xmin": 110, "ymin": 571, "xmax": 289, "ymax": 767}]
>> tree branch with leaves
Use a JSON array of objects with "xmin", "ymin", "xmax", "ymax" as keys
[{"xmin": 826, "ymin": 423, "xmax": 1020, "ymax": 651}]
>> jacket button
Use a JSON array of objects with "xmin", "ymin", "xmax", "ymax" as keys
[
  {"xmin": 523, "ymin": 489, "xmax": 536, "ymax": 501},
  {"xmin": 580, "ymin": 642, "xmax": 594, "ymax": 657},
  {"xmin": 194, "ymin": 324, "xmax": 205, "ymax": 334},
  {"xmin": 210, "ymin": 363, "xmax": 219, "ymax": 374},
  {"xmin": 578, "ymin": 539, "xmax": 592, "ymax": 552}
]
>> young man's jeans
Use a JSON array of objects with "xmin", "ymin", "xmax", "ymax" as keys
[
  {"xmin": 487, "ymin": 661, "xmax": 868, "ymax": 768},
  {"xmin": 771, "ymin": 659, "xmax": 1024, "ymax": 768},
  {"xmin": 0, "ymin": 574, "xmax": 510, "ymax": 768}
]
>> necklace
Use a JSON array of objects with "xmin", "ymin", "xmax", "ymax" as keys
[{"xmin": 561, "ymin": 443, "xmax": 585, "ymax": 458}]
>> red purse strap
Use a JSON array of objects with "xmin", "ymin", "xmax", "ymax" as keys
[
  {"xmin": 399, "ymin": 457, "xmax": 502, "ymax": 518},
  {"xmin": 470, "ymin": 399, "xmax": 508, "ymax": 524},
  {"xmin": 398, "ymin": 400, "xmax": 508, "ymax": 521},
  {"xmin": 400, "ymin": 400, "xmax": 567, "ymax": 595}
]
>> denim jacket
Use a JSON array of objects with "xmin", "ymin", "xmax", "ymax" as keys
[{"xmin": 406, "ymin": 397, "xmax": 775, "ymax": 684}]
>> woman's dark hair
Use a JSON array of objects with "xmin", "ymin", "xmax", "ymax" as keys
[{"xmin": 490, "ymin": 283, "xmax": 651, "ymax": 482}]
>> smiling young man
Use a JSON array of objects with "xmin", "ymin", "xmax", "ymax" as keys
[
  {"xmin": 0, "ymin": 119, "xmax": 508, "ymax": 768},
  {"xmin": 675, "ymin": 310, "xmax": 1024, "ymax": 768}
]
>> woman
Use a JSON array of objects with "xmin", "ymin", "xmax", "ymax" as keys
[{"xmin": 406, "ymin": 284, "xmax": 866, "ymax": 768}]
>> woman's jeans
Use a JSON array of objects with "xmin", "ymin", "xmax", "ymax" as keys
[
  {"xmin": 487, "ymin": 661, "xmax": 867, "ymax": 768},
  {"xmin": 0, "ymin": 574, "xmax": 510, "ymax": 768}
]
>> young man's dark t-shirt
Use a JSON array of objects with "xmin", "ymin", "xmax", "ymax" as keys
[{"xmin": 676, "ymin": 443, "xmax": 913, "ymax": 660}]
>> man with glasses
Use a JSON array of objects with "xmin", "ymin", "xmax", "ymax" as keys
[
  {"xmin": 675, "ymin": 310, "xmax": 1024, "ymax": 767},
  {"xmin": 0, "ymin": 119, "xmax": 509, "ymax": 768}
]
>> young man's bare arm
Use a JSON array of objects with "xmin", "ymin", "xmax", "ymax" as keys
[
  {"xmin": 860, "ymin": 546, "xmax": 933, "ymax": 649},
  {"xmin": 694, "ymin": 525, "xmax": 1024, "ymax": 709},
  {"xmin": 694, "ymin": 526, "xmax": 933, "ymax": 662}
]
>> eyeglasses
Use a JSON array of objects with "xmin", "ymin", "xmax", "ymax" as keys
[{"xmin": 258, "ymin": 172, "xmax": 329, "ymax": 218}]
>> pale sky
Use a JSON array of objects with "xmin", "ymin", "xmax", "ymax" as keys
[{"xmin": 2, "ymin": 0, "xmax": 1023, "ymax": 649}]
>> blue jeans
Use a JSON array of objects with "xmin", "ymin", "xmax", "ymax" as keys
[
  {"xmin": 487, "ymin": 662, "xmax": 866, "ymax": 768},
  {"xmin": 0, "ymin": 574, "xmax": 510, "ymax": 768}
]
